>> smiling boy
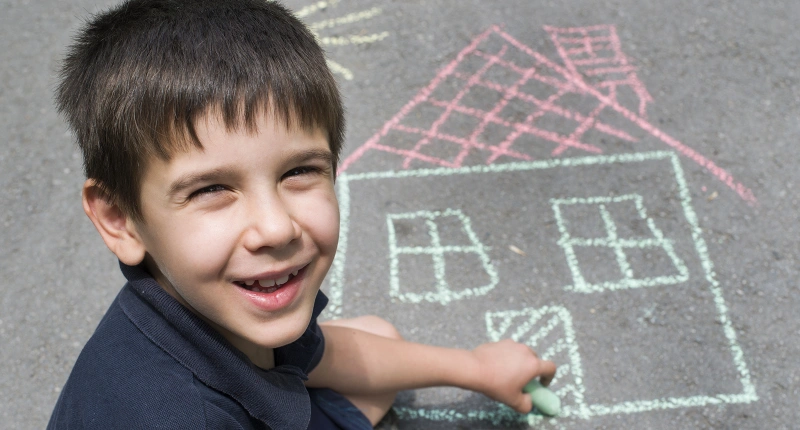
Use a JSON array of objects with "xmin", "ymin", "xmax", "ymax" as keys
[{"xmin": 49, "ymin": 1, "xmax": 556, "ymax": 428}]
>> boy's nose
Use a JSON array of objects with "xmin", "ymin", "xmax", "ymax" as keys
[{"xmin": 242, "ymin": 196, "xmax": 302, "ymax": 251}]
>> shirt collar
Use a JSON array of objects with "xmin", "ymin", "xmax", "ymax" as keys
[{"xmin": 117, "ymin": 262, "xmax": 326, "ymax": 429}]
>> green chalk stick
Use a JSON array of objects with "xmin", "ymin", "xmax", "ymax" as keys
[{"xmin": 523, "ymin": 380, "xmax": 561, "ymax": 416}]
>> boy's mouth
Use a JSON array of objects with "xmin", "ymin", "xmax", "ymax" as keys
[{"xmin": 234, "ymin": 269, "xmax": 300, "ymax": 293}]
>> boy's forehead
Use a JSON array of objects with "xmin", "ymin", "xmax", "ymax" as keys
[{"xmin": 158, "ymin": 111, "xmax": 330, "ymax": 163}]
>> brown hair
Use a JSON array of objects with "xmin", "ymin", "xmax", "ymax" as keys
[{"xmin": 56, "ymin": 0, "xmax": 344, "ymax": 221}]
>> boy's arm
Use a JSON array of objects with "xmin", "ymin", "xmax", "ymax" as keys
[{"xmin": 305, "ymin": 325, "xmax": 556, "ymax": 413}]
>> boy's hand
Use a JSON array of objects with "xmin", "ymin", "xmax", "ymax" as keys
[{"xmin": 471, "ymin": 340, "xmax": 557, "ymax": 414}]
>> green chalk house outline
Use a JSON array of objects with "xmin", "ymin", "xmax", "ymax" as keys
[
  {"xmin": 386, "ymin": 209, "xmax": 499, "ymax": 304},
  {"xmin": 328, "ymin": 150, "xmax": 757, "ymax": 424},
  {"xmin": 551, "ymin": 194, "xmax": 690, "ymax": 293}
]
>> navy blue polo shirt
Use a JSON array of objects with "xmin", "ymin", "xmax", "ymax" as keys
[{"xmin": 47, "ymin": 263, "xmax": 372, "ymax": 429}]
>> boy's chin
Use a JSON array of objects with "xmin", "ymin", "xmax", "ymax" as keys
[{"xmin": 252, "ymin": 311, "xmax": 315, "ymax": 349}]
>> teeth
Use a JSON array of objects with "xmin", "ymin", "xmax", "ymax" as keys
[{"xmin": 240, "ymin": 269, "xmax": 300, "ymax": 292}]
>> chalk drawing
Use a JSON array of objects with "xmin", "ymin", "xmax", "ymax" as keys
[
  {"xmin": 318, "ymin": 32, "xmax": 389, "ymax": 47},
  {"xmin": 339, "ymin": 25, "xmax": 755, "ymax": 204},
  {"xmin": 307, "ymin": 6, "xmax": 382, "ymax": 31},
  {"xmin": 485, "ymin": 306, "xmax": 589, "ymax": 424},
  {"xmin": 545, "ymin": 25, "xmax": 653, "ymax": 119},
  {"xmin": 386, "ymin": 209, "xmax": 498, "ymax": 305},
  {"xmin": 327, "ymin": 151, "xmax": 757, "ymax": 426},
  {"xmin": 390, "ymin": 306, "xmax": 585, "ymax": 426},
  {"xmin": 552, "ymin": 194, "xmax": 689, "ymax": 293},
  {"xmin": 294, "ymin": 1, "xmax": 388, "ymax": 81}
]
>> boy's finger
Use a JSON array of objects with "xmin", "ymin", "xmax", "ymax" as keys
[
  {"xmin": 516, "ymin": 390, "xmax": 534, "ymax": 414},
  {"xmin": 538, "ymin": 360, "xmax": 557, "ymax": 386}
]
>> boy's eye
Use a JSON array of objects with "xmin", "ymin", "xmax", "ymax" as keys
[
  {"xmin": 283, "ymin": 166, "xmax": 323, "ymax": 178},
  {"xmin": 188, "ymin": 184, "xmax": 226, "ymax": 199}
]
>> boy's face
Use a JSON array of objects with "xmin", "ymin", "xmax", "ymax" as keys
[{"xmin": 131, "ymin": 112, "xmax": 339, "ymax": 364}]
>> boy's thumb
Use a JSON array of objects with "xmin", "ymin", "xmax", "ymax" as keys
[{"xmin": 514, "ymin": 391, "xmax": 534, "ymax": 414}]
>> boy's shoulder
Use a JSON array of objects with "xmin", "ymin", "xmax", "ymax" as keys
[
  {"xmin": 47, "ymin": 290, "xmax": 212, "ymax": 428},
  {"xmin": 48, "ymin": 264, "xmax": 328, "ymax": 429}
]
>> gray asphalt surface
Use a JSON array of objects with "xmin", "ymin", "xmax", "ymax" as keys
[{"xmin": 2, "ymin": 1, "xmax": 798, "ymax": 429}]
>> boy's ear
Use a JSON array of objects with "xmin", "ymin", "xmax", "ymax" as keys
[{"xmin": 82, "ymin": 179, "xmax": 147, "ymax": 266}]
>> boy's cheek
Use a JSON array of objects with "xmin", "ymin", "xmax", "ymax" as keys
[
  {"xmin": 138, "ymin": 219, "xmax": 232, "ymax": 271},
  {"xmin": 304, "ymin": 199, "xmax": 340, "ymax": 249}
]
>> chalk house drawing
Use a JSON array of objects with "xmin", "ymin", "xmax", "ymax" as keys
[
  {"xmin": 386, "ymin": 209, "xmax": 498, "ymax": 305},
  {"xmin": 294, "ymin": 0, "xmax": 388, "ymax": 81},
  {"xmin": 486, "ymin": 306, "xmax": 588, "ymax": 423},
  {"xmin": 340, "ymin": 24, "xmax": 754, "ymax": 204},
  {"xmin": 331, "ymin": 152, "xmax": 758, "ymax": 426},
  {"xmin": 552, "ymin": 194, "xmax": 689, "ymax": 293}
]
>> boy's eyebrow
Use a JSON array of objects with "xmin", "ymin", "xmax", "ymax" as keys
[
  {"xmin": 289, "ymin": 148, "xmax": 333, "ymax": 166},
  {"xmin": 167, "ymin": 167, "xmax": 239, "ymax": 197}
]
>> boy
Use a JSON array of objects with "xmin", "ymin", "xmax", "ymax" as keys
[{"xmin": 49, "ymin": 0, "xmax": 556, "ymax": 428}]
